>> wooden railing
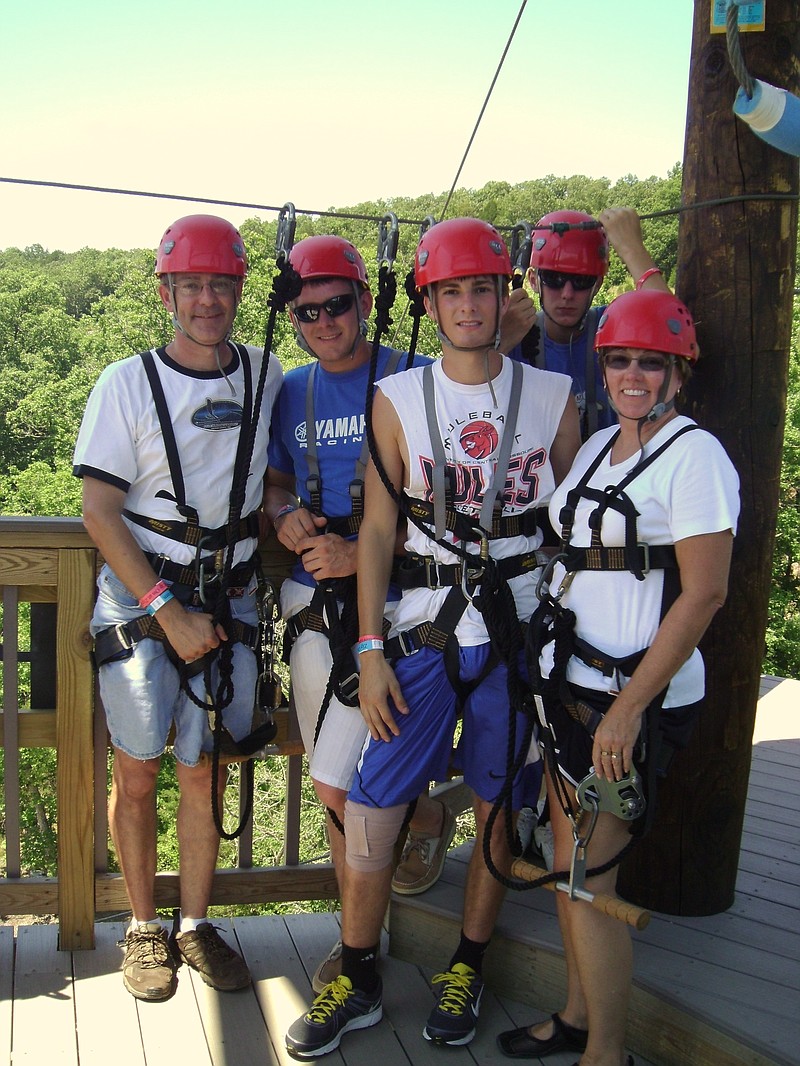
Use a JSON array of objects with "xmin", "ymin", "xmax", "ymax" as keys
[{"xmin": 0, "ymin": 517, "xmax": 338, "ymax": 950}]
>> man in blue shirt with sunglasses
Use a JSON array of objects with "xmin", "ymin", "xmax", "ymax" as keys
[
  {"xmin": 503, "ymin": 206, "xmax": 668, "ymax": 441},
  {"xmin": 263, "ymin": 235, "xmax": 447, "ymax": 993}
]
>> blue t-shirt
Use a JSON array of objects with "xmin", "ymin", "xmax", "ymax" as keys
[
  {"xmin": 268, "ymin": 344, "xmax": 432, "ymax": 587},
  {"xmin": 508, "ymin": 306, "xmax": 615, "ymax": 437}
]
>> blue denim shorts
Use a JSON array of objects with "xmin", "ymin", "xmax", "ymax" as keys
[{"xmin": 91, "ymin": 565, "xmax": 258, "ymax": 766}]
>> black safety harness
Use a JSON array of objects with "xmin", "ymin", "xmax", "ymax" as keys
[
  {"xmin": 281, "ymin": 346, "xmax": 407, "ymax": 710},
  {"xmin": 93, "ymin": 344, "xmax": 263, "ymax": 676},
  {"xmin": 520, "ymin": 423, "xmax": 699, "ymax": 873},
  {"xmin": 93, "ymin": 232, "xmax": 304, "ymax": 838}
]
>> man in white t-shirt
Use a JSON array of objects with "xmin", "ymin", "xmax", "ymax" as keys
[{"xmin": 73, "ymin": 215, "xmax": 282, "ymax": 1002}]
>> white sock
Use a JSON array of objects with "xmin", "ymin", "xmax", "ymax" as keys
[
  {"xmin": 129, "ymin": 917, "xmax": 159, "ymax": 935},
  {"xmin": 179, "ymin": 915, "xmax": 204, "ymax": 934}
]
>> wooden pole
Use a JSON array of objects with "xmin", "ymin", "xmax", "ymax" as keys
[{"xmin": 618, "ymin": 0, "xmax": 799, "ymax": 915}]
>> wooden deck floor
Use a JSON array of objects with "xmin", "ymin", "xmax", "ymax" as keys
[{"xmin": 1, "ymin": 677, "xmax": 797, "ymax": 1066}]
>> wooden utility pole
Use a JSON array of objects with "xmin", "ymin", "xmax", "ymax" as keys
[{"xmin": 619, "ymin": 0, "xmax": 799, "ymax": 915}]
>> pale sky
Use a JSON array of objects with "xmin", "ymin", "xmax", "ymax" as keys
[{"xmin": 1, "ymin": 0, "xmax": 695, "ymax": 253}]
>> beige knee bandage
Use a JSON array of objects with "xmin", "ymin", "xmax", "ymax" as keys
[{"xmin": 344, "ymin": 799, "xmax": 407, "ymax": 872}]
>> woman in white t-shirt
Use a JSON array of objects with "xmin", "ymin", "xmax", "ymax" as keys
[{"xmin": 497, "ymin": 290, "xmax": 740, "ymax": 1066}]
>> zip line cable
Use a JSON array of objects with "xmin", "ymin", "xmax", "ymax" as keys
[
  {"xmin": 436, "ymin": 0, "xmax": 528, "ymax": 222},
  {"xmin": 1, "ymin": 177, "xmax": 798, "ymax": 258}
]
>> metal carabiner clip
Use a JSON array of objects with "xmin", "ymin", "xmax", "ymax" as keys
[
  {"xmin": 377, "ymin": 212, "xmax": 399, "ymax": 270},
  {"xmin": 275, "ymin": 202, "xmax": 297, "ymax": 265},
  {"xmin": 509, "ymin": 220, "xmax": 533, "ymax": 284},
  {"xmin": 462, "ymin": 530, "xmax": 490, "ymax": 603},
  {"xmin": 535, "ymin": 551, "xmax": 568, "ymax": 601}
]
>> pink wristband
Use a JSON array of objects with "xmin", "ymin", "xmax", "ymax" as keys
[
  {"xmin": 635, "ymin": 267, "xmax": 662, "ymax": 290},
  {"xmin": 357, "ymin": 634, "xmax": 384, "ymax": 643},
  {"xmin": 139, "ymin": 580, "xmax": 169, "ymax": 609}
]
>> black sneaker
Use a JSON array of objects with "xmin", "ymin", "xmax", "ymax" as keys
[
  {"xmin": 286, "ymin": 975, "xmax": 383, "ymax": 1059},
  {"xmin": 120, "ymin": 923, "xmax": 177, "ymax": 1001},
  {"xmin": 423, "ymin": 962, "xmax": 484, "ymax": 1046}
]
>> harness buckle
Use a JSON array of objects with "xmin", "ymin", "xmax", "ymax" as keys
[
  {"xmin": 396, "ymin": 630, "xmax": 419, "ymax": 657},
  {"xmin": 424, "ymin": 557, "xmax": 447, "ymax": 590},
  {"xmin": 152, "ymin": 553, "xmax": 172, "ymax": 576},
  {"xmin": 337, "ymin": 669, "xmax": 360, "ymax": 705},
  {"xmin": 462, "ymin": 532, "xmax": 489, "ymax": 602},
  {"xmin": 638, "ymin": 542, "xmax": 650, "ymax": 575}
]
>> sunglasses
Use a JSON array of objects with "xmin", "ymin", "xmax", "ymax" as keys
[
  {"xmin": 292, "ymin": 293, "xmax": 355, "ymax": 323},
  {"xmin": 604, "ymin": 352, "xmax": 672, "ymax": 372},
  {"xmin": 538, "ymin": 270, "xmax": 598, "ymax": 292}
]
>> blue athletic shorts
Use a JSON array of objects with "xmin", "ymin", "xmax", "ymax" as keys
[
  {"xmin": 91, "ymin": 564, "xmax": 258, "ymax": 766},
  {"xmin": 349, "ymin": 644, "xmax": 535, "ymax": 809}
]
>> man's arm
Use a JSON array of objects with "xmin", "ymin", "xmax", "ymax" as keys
[
  {"xmin": 357, "ymin": 391, "xmax": 409, "ymax": 741},
  {"xmin": 82, "ymin": 477, "xmax": 226, "ymax": 662},
  {"xmin": 599, "ymin": 207, "xmax": 670, "ymax": 292},
  {"xmin": 549, "ymin": 394, "xmax": 581, "ymax": 486}
]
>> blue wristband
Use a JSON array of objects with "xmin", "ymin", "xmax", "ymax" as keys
[
  {"xmin": 355, "ymin": 638, "xmax": 384, "ymax": 655},
  {"xmin": 146, "ymin": 589, "xmax": 174, "ymax": 616}
]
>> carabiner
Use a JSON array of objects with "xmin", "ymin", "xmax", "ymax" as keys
[
  {"xmin": 377, "ymin": 212, "xmax": 399, "ymax": 270},
  {"xmin": 275, "ymin": 202, "xmax": 297, "ymax": 264},
  {"xmin": 462, "ymin": 530, "xmax": 490, "ymax": 603},
  {"xmin": 419, "ymin": 215, "xmax": 436, "ymax": 239},
  {"xmin": 509, "ymin": 220, "xmax": 533, "ymax": 280},
  {"xmin": 535, "ymin": 551, "xmax": 568, "ymax": 601}
]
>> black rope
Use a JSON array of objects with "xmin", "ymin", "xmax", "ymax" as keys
[{"xmin": 205, "ymin": 255, "xmax": 303, "ymax": 841}]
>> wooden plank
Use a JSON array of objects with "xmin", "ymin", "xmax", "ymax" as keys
[
  {"xmin": 12, "ymin": 924, "xmax": 77, "ymax": 1066},
  {"xmin": 183, "ymin": 918, "xmax": 276, "ymax": 1066},
  {"xmin": 72, "ymin": 921, "xmax": 146, "ymax": 1066},
  {"xmin": 0, "ymin": 708, "xmax": 57, "ymax": 748},
  {"xmin": 0, "ymin": 550, "xmax": 59, "ymax": 585},
  {"xmin": 235, "ymin": 914, "xmax": 339, "ymax": 1066},
  {"xmin": 56, "ymin": 547, "xmax": 97, "ymax": 950},
  {"xmin": 0, "ymin": 877, "xmax": 59, "ymax": 914},
  {"xmin": 135, "ymin": 945, "xmax": 213, "ymax": 1066},
  {"xmin": 0, "ymin": 928, "xmax": 12, "ymax": 1066},
  {"xmin": 94, "ymin": 864, "xmax": 339, "ymax": 912},
  {"xmin": 746, "ymin": 792, "xmax": 800, "ymax": 827},
  {"xmin": 0, "ymin": 516, "xmax": 92, "ymax": 549}
]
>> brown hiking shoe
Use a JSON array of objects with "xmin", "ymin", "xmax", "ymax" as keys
[
  {"xmin": 121, "ymin": 923, "xmax": 178, "ymax": 1001},
  {"xmin": 174, "ymin": 922, "xmax": 251, "ymax": 991},
  {"xmin": 392, "ymin": 803, "xmax": 456, "ymax": 895}
]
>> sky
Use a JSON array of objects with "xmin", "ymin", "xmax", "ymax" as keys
[{"xmin": 1, "ymin": 0, "xmax": 695, "ymax": 253}]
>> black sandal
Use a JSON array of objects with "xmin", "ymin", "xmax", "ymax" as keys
[{"xmin": 496, "ymin": 1013, "xmax": 589, "ymax": 1058}]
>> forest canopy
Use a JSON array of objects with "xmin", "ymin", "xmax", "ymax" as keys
[{"xmin": 1, "ymin": 168, "xmax": 797, "ymax": 677}]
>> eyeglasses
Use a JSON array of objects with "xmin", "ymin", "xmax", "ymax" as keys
[
  {"xmin": 538, "ymin": 270, "xmax": 598, "ymax": 292},
  {"xmin": 292, "ymin": 293, "xmax": 356, "ymax": 323},
  {"xmin": 173, "ymin": 278, "xmax": 238, "ymax": 297},
  {"xmin": 604, "ymin": 352, "xmax": 672, "ymax": 372}
]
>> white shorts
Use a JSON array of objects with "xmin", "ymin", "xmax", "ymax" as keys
[{"xmin": 282, "ymin": 578, "xmax": 397, "ymax": 794}]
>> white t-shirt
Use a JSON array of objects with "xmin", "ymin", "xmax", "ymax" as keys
[
  {"xmin": 542, "ymin": 415, "xmax": 740, "ymax": 706},
  {"xmin": 73, "ymin": 343, "xmax": 283, "ymax": 568},
  {"xmin": 378, "ymin": 356, "xmax": 572, "ymax": 645}
]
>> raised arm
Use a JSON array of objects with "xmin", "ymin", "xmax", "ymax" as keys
[{"xmin": 599, "ymin": 207, "xmax": 670, "ymax": 293}]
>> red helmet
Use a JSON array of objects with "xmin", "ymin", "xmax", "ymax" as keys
[
  {"xmin": 595, "ymin": 290, "xmax": 699, "ymax": 361},
  {"xmin": 156, "ymin": 214, "xmax": 247, "ymax": 277},
  {"xmin": 530, "ymin": 210, "xmax": 609, "ymax": 277},
  {"xmin": 288, "ymin": 235, "xmax": 369, "ymax": 288},
  {"xmin": 415, "ymin": 218, "xmax": 511, "ymax": 288}
]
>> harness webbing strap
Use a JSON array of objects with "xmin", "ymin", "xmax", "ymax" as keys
[
  {"xmin": 93, "ymin": 613, "xmax": 258, "ymax": 670},
  {"xmin": 304, "ymin": 349, "xmax": 405, "ymax": 522},
  {"xmin": 125, "ymin": 511, "xmax": 260, "ymax": 551}
]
